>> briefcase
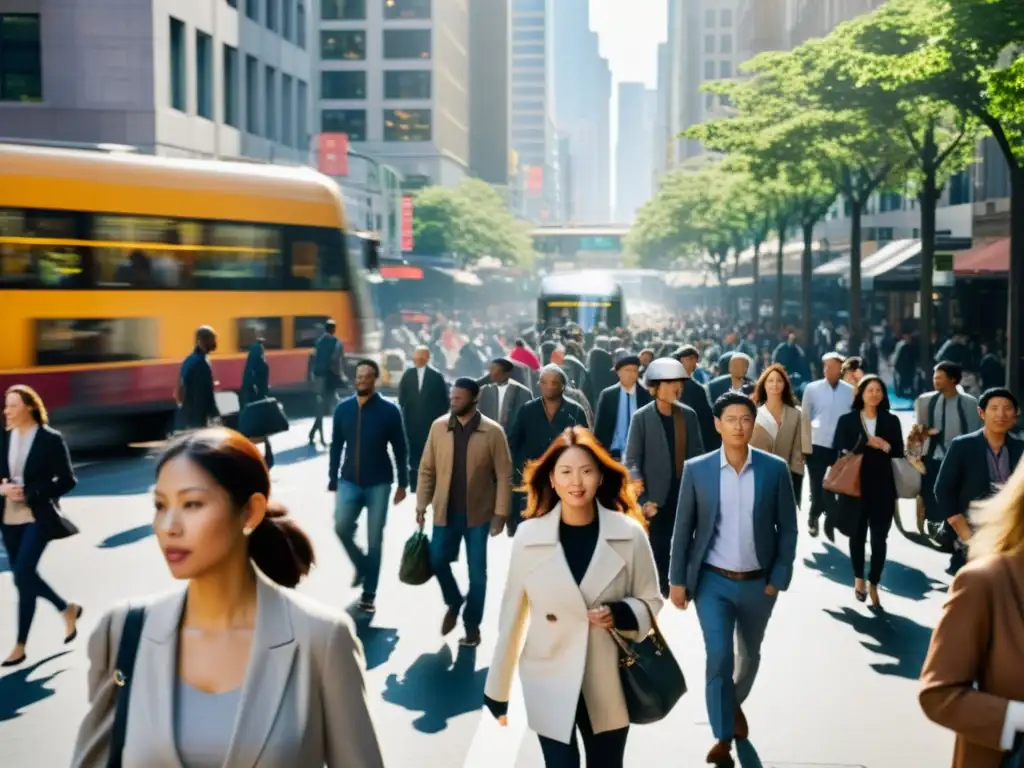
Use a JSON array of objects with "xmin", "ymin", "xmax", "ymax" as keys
[{"xmin": 238, "ymin": 398, "xmax": 290, "ymax": 439}]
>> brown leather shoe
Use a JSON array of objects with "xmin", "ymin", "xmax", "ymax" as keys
[
  {"xmin": 734, "ymin": 705, "xmax": 749, "ymax": 740},
  {"xmin": 441, "ymin": 607, "xmax": 459, "ymax": 636},
  {"xmin": 706, "ymin": 740, "xmax": 734, "ymax": 766}
]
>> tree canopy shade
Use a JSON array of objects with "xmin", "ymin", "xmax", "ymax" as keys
[{"xmin": 411, "ymin": 179, "xmax": 535, "ymax": 267}]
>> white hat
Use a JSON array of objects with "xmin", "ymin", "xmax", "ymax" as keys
[{"xmin": 643, "ymin": 357, "xmax": 689, "ymax": 385}]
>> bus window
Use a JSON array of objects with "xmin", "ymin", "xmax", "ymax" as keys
[
  {"xmin": 35, "ymin": 318, "xmax": 159, "ymax": 366},
  {"xmin": 0, "ymin": 209, "xmax": 86, "ymax": 288},
  {"xmin": 236, "ymin": 317, "xmax": 284, "ymax": 350},
  {"xmin": 286, "ymin": 227, "xmax": 349, "ymax": 291},
  {"xmin": 294, "ymin": 316, "xmax": 330, "ymax": 347}
]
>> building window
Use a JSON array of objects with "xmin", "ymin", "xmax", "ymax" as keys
[
  {"xmin": 321, "ymin": 30, "xmax": 365, "ymax": 60},
  {"xmin": 265, "ymin": 65, "xmax": 276, "ymax": 141},
  {"xmin": 383, "ymin": 29, "xmax": 431, "ymax": 59},
  {"xmin": 703, "ymin": 60, "xmax": 715, "ymax": 79},
  {"xmin": 704, "ymin": 34, "xmax": 714, "ymax": 53},
  {"xmin": 704, "ymin": 93, "xmax": 714, "ymax": 109},
  {"xmin": 297, "ymin": 2, "xmax": 306, "ymax": 48},
  {"xmin": 297, "ymin": 79, "xmax": 308, "ymax": 147},
  {"xmin": 513, "ymin": 28, "xmax": 544, "ymax": 42},
  {"xmin": 512, "ymin": 100, "xmax": 544, "ymax": 112},
  {"xmin": 0, "ymin": 14, "xmax": 41, "ymax": 102},
  {"xmin": 322, "ymin": 109, "xmax": 366, "ymax": 140},
  {"xmin": 383, "ymin": 0, "xmax": 431, "ymax": 20},
  {"xmin": 384, "ymin": 108, "xmax": 431, "ymax": 141},
  {"xmin": 513, "ymin": 43, "xmax": 545, "ymax": 56},
  {"xmin": 720, "ymin": 8, "xmax": 732, "ymax": 26},
  {"xmin": 282, "ymin": 74, "xmax": 294, "ymax": 146},
  {"xmin": 266, "ymin": 0, "xmax": 277, "ymax": 30},
  {"xmin": 720, "ymin": 60, "xmax": 732, "ymax": 78},
  {"xmin": 720, "ymin": 34, "xmax": 732, "ymax": 54},
  {"xmin": 384, "ymin": 70, "xmax": 430, "ymax": 99},
  {"xmin": 246, "ymin": 0, "xmax": 259, "ymax": 21},
  {"xmin": 223, "ymin": 45, "xmax": 239, "ymax": 126},
  {"xmin": 512, "ymin": 70, "xmax": 544, "ymax": 83},
  {"xmin": 322, "ymin": 0, "xmax": 365, "ymax": 19},
  {"xmin": 513, "ymin": 84, "xmax": 544, "ymax": 97},
  {"xmin": 282, "ymin": 0, "xmax": 292, "ymax": 41},
  {"xmin": 513, "ymin": 0, "xmax": 545, "ymax": 10},
  {"xmin": 704, "ymin": 9, "xmax": 715, "ymax": 27},
  {"xmin": 321, "ymin": 71, "xmax": 367, "ymax": 99},
  {"xmin": 245, "ymin": 55, "xmax": 259, "ymax": 134},
  {"xmin": 196, "ymin": 31, "xmax": 213, "ymax": 119},
  {"xmin": 169, "ymin": 17, "xmax": 186, "ymax": 111}
]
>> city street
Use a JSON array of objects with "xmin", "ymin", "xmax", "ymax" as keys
[{"xmin": 0, "ymin": 414, "xmax": 955, "ymax": 768}]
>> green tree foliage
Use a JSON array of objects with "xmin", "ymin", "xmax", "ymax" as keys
[{"xmin": 411, "ymin": 179, "xmax": 534, "ymax": 266}]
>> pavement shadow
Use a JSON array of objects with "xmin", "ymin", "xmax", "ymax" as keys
[
  {"xmin": 270, "ymin": 443, "xmax": 323, "ymax": 467},
  {"xmin": 0, "ymin": 545, "xmax": 8, "ymax": 574},
  {"xmin": 802, "ymin": 543, "xmax": 851, "ymax": 588},
  {"xmin": 823, "ymin": 606, "xmax": 933, "ymax": 679},
  {"xmin": 736, "ymin": 739, "xmax": 764, "ymax": 768},
  {"xmin": 97, "ymin": 524, "xmax": 154, "ymax": 549},
  {"xmin": 803, "ymin": 543, "xmax": 946, "ymax": 601},
  {"xmin": 70, "ymin": 461, "xmax": 155, "ymax": 497},
  {"xmin": 345, "ymin": 612, "xmax": 400, "ymax": 672},
  {"xmin": 0, "ymin": 650, "xmax": 72, "ymax": 722},
  {"xmin": 381, "ymin": 645, "xmax": 487, "ymax": 734}
]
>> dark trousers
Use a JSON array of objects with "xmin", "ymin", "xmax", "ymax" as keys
[
  {"xmin": 308, "ymin": 376, "xmax": 338, "ymax": 443},
  {"xmin": 649, "ymin": 498, "xmax": 677, "ymax": 597},
  {"xmin": 537, "ymin": 696, "xmax": 628, "ymax": 768},
  {"xmin": 791, "ymin": 471, "xmax": 804, "ymax": 505},
  {"xmin": 849, "ymin": 504, "xmax": 895, "ymax": 584},
  {"xmin": 428, "ymin": 512, "xmax": 489, "ymax": 630},
  {"xmin": 1, "ymin": 522, "xmax": 67, "ymax": 645},
  {"xmin": 806, "ymin": 446, "xmax": 838, "ymax": 523}
]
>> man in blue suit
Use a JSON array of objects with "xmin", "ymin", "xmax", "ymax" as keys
[{"xmin": 669, "ymin": 391, "xmax": 799, "ymax": 767}]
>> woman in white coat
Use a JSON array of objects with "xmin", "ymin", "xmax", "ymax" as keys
[{"xmin": 484, "ymin": 426, "xmax": 663, "ymax": 768}]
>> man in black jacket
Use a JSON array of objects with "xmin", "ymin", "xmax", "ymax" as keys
[
  {"xmin": 673, "ymin": 346, "xmax": 719, "ymax": 452},
  {"xmin": 176, "ymin": 325, "xmax": 219, "ymax": 431},
  {"xmin": 593, "ymin": 352, "xmax": 651, "ymax": 459},
  {"xmin": 398, "ymin": 346, "xmax": 450, "ymax": 493}
]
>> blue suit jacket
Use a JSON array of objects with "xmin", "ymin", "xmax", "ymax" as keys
[{"xmin": 669, "ymin": 447, "xmax": 799, "ymax": 594}]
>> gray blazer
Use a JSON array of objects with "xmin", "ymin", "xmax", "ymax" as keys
[
  {"xmin": 70, "ymin": 573, "xmax": 384, "ymax": 768},
  {"xmin": 624, "ymin": 401, "xmax": 705, "ymax": 508},
  {"xmin": 479, "ymin": 378, "xmax": 533, "ymax": 430},
  {"xmin": 669, "ymin": 448, "xmax": 799, "ymax": 594}
]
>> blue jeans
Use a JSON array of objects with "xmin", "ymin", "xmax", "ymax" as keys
[
  {"xmin": 429, "ymin": 513, "xmax": 489, "ymax": 630},
  {"xmin": 1, "ymin": 523, "xmax": 68, "ymax": 645},
  {"xmin": 694, "ymin": 570, "xmax": 777, "ymax": 741},
  {"xmin": 334, "ymin": 481, "xmax": 391, "ymax": 598}
]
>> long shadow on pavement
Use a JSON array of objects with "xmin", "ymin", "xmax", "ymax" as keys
[
  {"xmin": 97, "ymin": 524, "xmax": 154, "ymax": 549},
  {"xmin": 269, "ymin": 443, "xmax": 324, "ymax": 467},
  {"xmin": 803, "ymin": 543, "xmax": 946, "ymax": 601},
  {"xmin": 0, "ymin": 650, "xmax": 72, "ymax": 722},
  {"xmin": 381, "ymin": 645, "xmax": 487, "ymax": 734},
  {"xmin": 823, "ymin": 606, "xmax": 933, "ymax": 680},
  {"xmin": 345, "ymin": 609, "xmax": 400, "ymax": 671},
  {"xmin": 69, "ymin": 461, "xmax": 155, "ymax": 497}
]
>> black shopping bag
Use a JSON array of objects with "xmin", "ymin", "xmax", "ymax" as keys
[
  {"xmin": 238, "ymin": 398, "xmax": 290, "ymax": 439},
  {"xmin": 399, "ymin": 531, "xmax": 433, "ymax": 585}
]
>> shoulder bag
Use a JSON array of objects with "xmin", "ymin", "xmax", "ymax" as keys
[
  {"xmin": 824, "ymin": 432, "xmax": 864, "ymax": 498},
  {"xmin": 108, "ymin": 606, "xmax": 147, "ymax": 768},
  {"xmin": 608, "ymin": 600, "xmax": 686, "ymax": 725}
]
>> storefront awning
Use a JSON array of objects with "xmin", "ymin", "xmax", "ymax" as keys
[
  {"xmin": 814, "ymin": 239, "xmax": 914, "ymax": 279},
  {"xmin": 863, "ymin": 240, "xmax": 922, "ymax": 280},
  {"xmin": 954, "ymin": 238, "xmax": 1009, "ymax": 276}
]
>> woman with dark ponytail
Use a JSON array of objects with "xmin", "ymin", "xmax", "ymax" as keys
[{"xmin": 71, "ymin": 428, "xmax": 384, "ymax": 768}]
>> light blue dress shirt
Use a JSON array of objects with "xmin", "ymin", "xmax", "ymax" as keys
[
  {"xmin": 802, "ymin": 378, "xmax": 854, "ymax": 449},
  {"xmin": 610, "ymin": 385, "xmax": 636, "ymax": 454},
  {"xmin": 705, "ymin": 448, "xmax": 761, "ymax": 572}
]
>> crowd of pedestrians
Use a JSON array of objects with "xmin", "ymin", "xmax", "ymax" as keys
[{"xmin": 2, "ymin": 311, "xmax": 1024, "ymax": 767}]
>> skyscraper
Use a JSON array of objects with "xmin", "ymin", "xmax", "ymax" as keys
[
  {"xmin": 615, "ymin": 82, "xmax": 656, "ymax": 224},
  {"xmin": 469, "ymin": 0, "xmax": 510, "ymax": 186}
]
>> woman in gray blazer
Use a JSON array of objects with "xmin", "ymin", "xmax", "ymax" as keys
[{"xmin": 71, "ymin": 428, "xmax": 384, "ymax": 768}]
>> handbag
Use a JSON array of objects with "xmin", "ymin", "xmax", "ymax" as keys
[
  {"xmin": 399, "ymin": 530, "xmax": 433, "ymax": 585},
  {"xmin": 237, "ymin": 398, "xmax": 290, "ymax": 439},
  {"xmin": 108, "ymin": 606, "xmax": 147, "ymax": 768},
  {"xmin": 824, "ymin": 450, "xmax": 863, "ymax": 498},
  {"xmin": 608, "ymin": 600, "xmax": 686, "ymax": 725},
  {"xmin": 892, "ymin": 457, "xmax": 923, "ymax": 499}
]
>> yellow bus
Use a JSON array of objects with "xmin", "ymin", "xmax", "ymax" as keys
[{"xmin": 0, "ymin": 142, "xmax": 378, "ymax": 445}]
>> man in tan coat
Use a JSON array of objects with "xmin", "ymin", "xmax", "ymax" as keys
[{"xmin": 416, "ymin": 377, "xmax": 512, "ymax": 647}]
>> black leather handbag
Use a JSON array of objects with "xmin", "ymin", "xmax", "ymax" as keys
[
  {"xmin": 238, "ymin": 397, "xmax": 289, "ymax": 439},
  {"xmin": 608, "ymin": 600, "xmax": 686, "ymax": 724}
]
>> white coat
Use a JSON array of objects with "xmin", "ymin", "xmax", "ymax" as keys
[{"xmin": 484, "ymin": 503, "xmax": 663, "ymax": 744}]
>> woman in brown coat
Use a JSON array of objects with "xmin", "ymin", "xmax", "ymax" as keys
[
  {"xmin": 749, "ymin": 364, "xmax": 805, "ymax": 500},
  {"xmin": 919, "ymin": 455, "xmax": 1024, "ymax": 767}
]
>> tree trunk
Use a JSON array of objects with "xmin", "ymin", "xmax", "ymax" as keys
[
  {"xmin": 752, "ymin": 242, "xmax": 761, "ymax": 326},
  {"xmin": 775, "ymin": 238, "xmax": 785, "ymax": 331},
  {"xmin": 849, "ymin": 198, "xmax": 863, "ymax": 356},
  {"xmin": 801, "ymin": 221, "xmax": 814, "ymax": 353},
  {"xmin": 1008, "ymin": 166, "xmax": 1024, "ymax": 396},
  {"xmin": 918, "ymin": 160, "xmax": 938, "ymax": 375},
  {"xmin": 717, "ymin": 261, "xmax": 729, "ymax": 312}
]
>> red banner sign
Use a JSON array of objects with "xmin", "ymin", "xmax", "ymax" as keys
[
  {"xmin": 526, "ymin": 165, "xmax": 543, "ymax": 197},
  {"xmin": 401, "ymin": 196, "xmax": 414, "ymax": 252},
  {"xmin": 318, "ymin": 133, "xmax": 349, "ymax": 176}
]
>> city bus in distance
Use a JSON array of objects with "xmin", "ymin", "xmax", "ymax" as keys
[
  {"xmin": 538, "ymin": 271, "xmax": 625, "ymax": 332},
  {"xmin": 0, "ymin": 142, "xmax": 379, "ymax": 447}
]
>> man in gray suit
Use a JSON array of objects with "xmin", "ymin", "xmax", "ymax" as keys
[
  {"xmin": 625, "ymin": 357, "xmax": 704, "ymax": 596},
  {"xmin": 669, "ymin": 391, "xmax": 798, "ymax": 767},
  {"xmin": 478, "ymin": 357, "xmax": 532, "ymax": 431}
]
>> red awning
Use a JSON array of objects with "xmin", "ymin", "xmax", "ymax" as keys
[{"xmin": 954, "ymin": 238, "xmax": 1009, "ymax": 275}]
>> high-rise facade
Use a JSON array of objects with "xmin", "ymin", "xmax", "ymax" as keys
[
  {"xmin": 615, "ymin": 82, "xmax": 656, "ymax": 224},
  {"xmin": 0, "ymin": 0, "xmax": 314, "ymax": 162},
  {"xmin": 317, "ymin": 0, "xmax": 470, "ymax": 189},
  {"xmin": 469, "ymin": 0, "xmax": 510, "ymax": 187}
]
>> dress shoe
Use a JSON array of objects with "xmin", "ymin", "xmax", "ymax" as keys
[
  {"xmin": 64, "ymin": 604, "xmax": 83, "ymax": 644},
  {"xmin": 734, "ymin": 706, "xmax": 749, "ymax": 740},
  {"xmin": 1, "ymin": 654, "xmax": 26, "ymax": 668},
  {"xmin": 459, "ymin": 627, "xmax": 481, "ymax": 648},
  {"xmin": 441, "ymin": 607, "xmax": 459, "ymax": 636},
  {"xmin": 706, "ymin": 740, "xmax": 734, "ymax": 766}
]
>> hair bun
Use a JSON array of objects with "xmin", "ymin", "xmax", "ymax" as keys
[{"xmin": 249, "ymin": 502, "xmax": 315, "ymax": 588}]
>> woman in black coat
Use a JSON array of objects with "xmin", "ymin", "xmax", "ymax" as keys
[
  {"xmin": 241, "ymin": 340, "xmax": 274, "ymax": 469},
  {"xmin": 1, "ymin": 385, "xmax": 81, "ymax": 667},
  {"xmin": 832, "ymin": 375, "xmax": 905, "ymax": 609}
]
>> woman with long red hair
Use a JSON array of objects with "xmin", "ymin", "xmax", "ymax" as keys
[{"xmin": 483, "ymin": 427, "xmax": 662, "ymax": 768}]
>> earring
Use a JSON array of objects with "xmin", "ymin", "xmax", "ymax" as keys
[{"xmin": 242, "ymin": 527, "xmax": 253, "ymax": 537}]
